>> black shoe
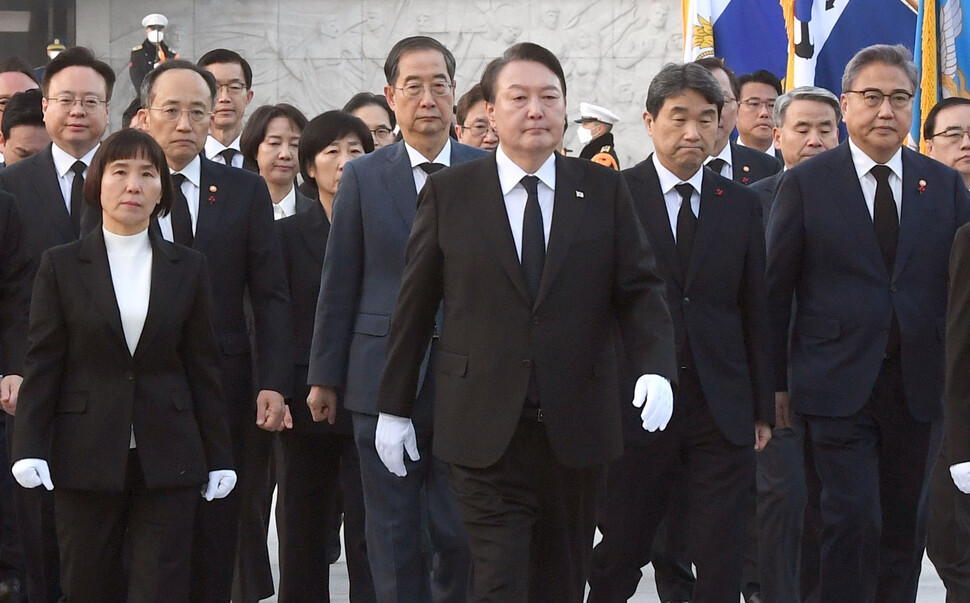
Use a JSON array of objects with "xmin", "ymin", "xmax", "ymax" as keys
[{"xmin": 0, "ymin": 578, "xmax": 22, "ymax": 603}]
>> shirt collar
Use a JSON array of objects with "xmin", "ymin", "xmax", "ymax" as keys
[
  {"xmin": 652, "ymin": 153, "xmax": 704, "ymax": 196},
  {"xmin": 495, "ymin": 144, "xmax": 556, "ymax": 195},
  {"xmin": 404, "ymin": 138, "xmax": 451, "ymax": 169},
  {"xmin": 708, "ymin": 142, "xmax": 733, "ymax": 167},
  {"xmin": 277, "ymin": 186, "xmax": 297, "ymax": 217},
  {"xmin": 170, "ymin": 155, "xmax": 202, "ymax": 188},
  {"xmin": 204, "ymin": 134, "xmax": 241, "ymax": 157},
  {"xmin": 51, "ymin": 143, "xmax": 100, "ymax": 178},
  {"xmin": 848, "ymin": 138, "xmax": 903, "ymax": 181}
]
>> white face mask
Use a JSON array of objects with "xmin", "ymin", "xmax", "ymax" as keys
[
  {"xmin": 147, "ymin": 29, "xmax": 164, "ymax": 44},
  {"xmin": 577, "ymin": 126, "xmax": 594, "ymax": 145}
]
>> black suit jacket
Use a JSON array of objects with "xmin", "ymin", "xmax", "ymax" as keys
[
  {"xmin": 946, "ymin": 224, "xmax": 970, "ymax": 462},
  {"xmin": 12, "ymin": 228, "xmax": 232, "ymax": 491},
  {"xmin": 376, "ymin": 153, "xmax": 676, "ymax": 469},
  {"xmin": 623, "ymin": 157, "xmax": 773, "ymax": 446},
  {"xmin": 0, "ymin": 190, "xmax": 31, "ymax": 375},
  {"xmin": 731, "ymin": 142, "xmax": 782, "ymax": 186},
  {"xmin": 748, "ymin": 170, "xmax": 785, "ymax": 229}
]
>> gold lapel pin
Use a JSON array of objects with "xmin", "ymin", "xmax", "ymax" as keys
[
  {"xmin": 742, "ymin": 165, "xmax": 751, "ymax": 172},
  {"xmin": 209, "ymin": 185, "xmax": 218, "ymax": 193},
  {"xmin": 576, "ymin": 191, "xmax": 585, "ymax": 198}
]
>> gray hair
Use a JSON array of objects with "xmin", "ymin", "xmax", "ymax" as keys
[
  {"xmin": 774, "ymin": 86, "xmax": 841, "ymax": 127},
  {"xmin": 841, "ymin": 44, "xmax": 918, "ymax": 94},
  {"xmin": 646, "ymin": 62, "xmax": 724, "ymax": 118}
]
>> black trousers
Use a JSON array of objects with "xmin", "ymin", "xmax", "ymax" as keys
[
  {"xmin": 449, "ymin": 416, "xmax": 600, "ymax": 603},
  {"xmin": 926, "ymin": 437, "xmax": 970, "ymax": 602},
  {"xmin": 54, "ymin": 451, "xmax": 198, "ymax": 603},
  {"xmin": 805, "ymin": 358, "xmax": 941, "ymax": 603},
  {"xmin": 277, "ymin": 430, "xmax": 375, "ymax": 602},
  {"xmin": 231, "ymin": 418, "xmax": 275, "ymax": 603},
  {"xmin": 0, "ymin": 412, "xmax": 23, "ymax": 585},
  {"xmin": 588, "ymin": 367, "xmax": 755, "ymax": 603}
]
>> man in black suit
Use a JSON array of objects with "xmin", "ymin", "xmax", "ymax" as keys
[
  {"xmin": 587, "ymin": 62, "xmax": 772, "ymax": 603},
  {"xmin": 694, "ymin": 58, "xmax": 781, "ymax": 186},
  {"xmin": 137, "ymin": 60, "xmax": 292, "ymax": 602},
  {"xmin": 375, "ymin": 42, "xmax": 677, "ymax": 602},
  {"xmin": 0, "ymin": 46, "xmax": 116, "ymax": 603},
  {"xmin": 736, "ymin": 70, "xmax": 783, "ymax": 157},
  {"xmin": 198, "ymin": 49, "xmax": 256, "ymax": 172},
  {"xmin": 767, "ymin": 44, "xmax": 970, "ymax": 602},
  {"xmin": 748, "ymin": 85, "xmax": 840, "ymax": 603}
]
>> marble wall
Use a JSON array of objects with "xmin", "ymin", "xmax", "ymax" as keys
[{"xmin": 79, "ymin": 0, "xmax": 686, "ymax": 168}]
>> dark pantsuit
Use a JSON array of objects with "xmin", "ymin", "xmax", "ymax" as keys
[
  {"xmin": 926, "ymin": 438, "xmax": 970, "ymax": 602},
  {"xmin": 449, "ymin": 417, "xmax": 600, "ymax": 603},
  {"xmin": 54, "ymin": 452, "xmax": 198, "ymax": 603},
  {"xmin": 0, "ymin": 413, "xmax": 22, "ymax": 585},
  {"xmin": 231, "ymin": 418, "xmax": 275, "ymax": 603},
  {"xmin": 353, "ymin": 410, "xmax": 468, "ymax": 603},
  {"xmin": 277, "ymin": 430, "xmax": 375, "ymax": 602},
  {"xmin": 805, "ymin": 358, "xmax": 941, "ymax": 603},
  {"xmin": 590, "ymin": 368, "xmax": 755, "ymax": 603}
]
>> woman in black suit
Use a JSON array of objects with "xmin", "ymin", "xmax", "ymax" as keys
[
  {"xmin": 10, "ymin": 129, "xmax": 235, "ymax": 602},
  {"xmin": 275, "ymin": 110, "xmax": 375, "ymax": 601},
  {"xmin": 240, "ymin": 103, "xmax": 313, "ymax": 220}
]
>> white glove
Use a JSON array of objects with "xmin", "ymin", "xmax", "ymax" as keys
[
  {"xmin": 11, "ymin": 458, "xmax": 53, "ymax": 491},
  {"xmin": 376, "ymin": 412, "xmax": 420, "ymax": 477},
  {"xmin": 203, "ymin": 470, "xmax": 237, "ymax": 501},
  {"xmin": 951, "ymin": 462, "xmax": 970, "ymax": 494},
  {"xmin": 632, "ymin": 374, "xmax": 674, "ymax": 432}
]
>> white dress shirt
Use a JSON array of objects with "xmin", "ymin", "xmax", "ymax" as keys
[
  {"xmin": 848, "ymin": 138, "xmax": 903, "ymax": 221},
  {"xmin": 157, "ymin": 156, "xmax": 202, "ymax": 242},
  {"xmin": 205, "ymin": 134, "xmax": 244, "ymax": 169},
  {"xmin": 705, "ymin": 143, "xmax": 734, "ymax": 180},
  {"xmin": 405, "ymin": 139, "xmax": 451, "ymax": 193},
  {"xmin": 103, "ymin": 226, "xmax": 152, "ymax": 448},
  {"xmin": 51, "ymin": 143, "xmax": 99, "ymax": 214},
  {"xmin": 274, "ymin": 186, "xmax": 296, "ymax": 220},
  {"xmin": 653, "ymin": 154, "xmax": 703, "ymax": 241},
  {"xmin": 495, "ymin": 145, "xmax": 556, "ymax": 259}
]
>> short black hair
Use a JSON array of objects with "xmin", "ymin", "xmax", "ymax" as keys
[
  {"xmin": 384, "ymin": 36, "xmax": 456, "ymax": 86},
  {"xmin": 739, "ymin": 69, "xmax": 783, "ymax": 96},
  {"xmin": 240, "ymin": 103, "xmax": 309, "ymax": 170},
  {"xmin": 84, "ymin": 129, "xmax": 174, "ymax": 218},
  {"xmin": 480, "ymin": 42, "xmax": 567, "ymax": 104},
  {"xmin": 924, "ymin": 97, "xmax": 970, "ymax": 140},
  {"xmin": 342, "ymin": 92, "xmax": 396, "ymax": 129},
  {"xmin": 299, "ymin": 110, "xmax": 374, "ymax": 186},
  {"xmin": 694, "ymin": 56, "xmax": 739, "ymax": 101},
  {"xmin": 140, "ymin": 59, "xmax": 218, "ymax": 109},
  {"xmin": 197, "ymin": 48, "xmax": 253, "ymax": 90},
  {"xmin": 41, "ymin": 46, "xmax": 116, "ymax": 102},
  {"xmin": 646, "ymin": 62, "xmax": 724, "ymax": 118},
  {"xmin": 1, "ymin": 89, "xmax": 44, "ymax": 139},
  {"xmin": 0, "ymin": 56, "xmax": 39, "ymax": 84},
  {"xmin": 456, "ymin": 84, "xmax": 486, "ymax": 126}
]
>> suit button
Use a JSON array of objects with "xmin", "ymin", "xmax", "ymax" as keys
[
  {"xmin": 522, "ymin": 359, "xmax": 532, "ymax": 367},
  {"xmin": 891, "ymin": 286, "xmax": 898, "ymax": 293},
  {"xmin": 683, "ymin": 297, "xmax": 690, "ymax": 306},
  {"xmin": 125, "ymin": 371, "xmax": 134, "ymax": 381},
  {"xmin": 531, "ymin": 316, "xmax": 539, "ymax": 326}
]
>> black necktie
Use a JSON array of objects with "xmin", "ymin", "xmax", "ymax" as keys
[
  {"xmin": 170, "ymin": 173, "xmax": 194, "ymax": 246},
  {"xmin": 675, "ymin": 183, "xmax": 696, "ymax": 279},
  {"xmin": 418, "ymin": 162, "xmax": 446, "ymax": 174},
  {"xmin": 870, "ymin": 165, "xmax": 898, "ymax": 272},
  {"xmin": 520, "ymin": 176, "xmax": 545, "ymax": 304},
  {"xmin": 219, "ymin": 148, "xmax": 237, "ymax": 167},
  {"xmin": 707, "ymin": 158, "xmax": 727, "ymax": 176},
  {"xmin": 70, "ymin": 160, "xmax": 85, "ymax": 236}
]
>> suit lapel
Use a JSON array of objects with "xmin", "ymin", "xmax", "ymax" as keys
[
  {"xmin": 828, "ymin": 144, "xmax": 887, "ymax": 276},
  {"xmin": 380, "ymin": 143, "xmax": 420, "ymax": 231},
  {"xmin": 77, "ymin": 228, "xmax": 127, "ymax": 351},
  {"xmin": 535, "ymin": 155, "xmax": 586, "ymax": 307},
  {"xmin": 133, "ymin": 230, "xmax": 182, "ymax": 359},
  {"xmin": 297, "ymin": 202, "xmax": 329, "ymax": 265},
  {"xmin": 894, "ymin": 149, "xmax": 928, "ymax": 278},
  {"xmin": 195, "ymin": 158, "xmax": 224, "ymax": 250},
  {"xmin": 36, "ymin": 147, "xmax": 76, "ymax": 243},
  {"xmin": 685, "ymin": 172, "xmax": 727, "ymax": 288},
  {"xmin": 476, "ymin": 158, "xmax": 532, "ymax": 305},
  {"xmin": 636, "ymin": 159, "xmax": 684, "ymax": 289}
]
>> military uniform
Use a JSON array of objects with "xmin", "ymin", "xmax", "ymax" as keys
[
  {"xmin": 129, "ymin": 39, "xmax": 177, "ymax": 89},
  {"xmin": 580, "ymin": 131, "xmax": 620, "ymax": 170}
]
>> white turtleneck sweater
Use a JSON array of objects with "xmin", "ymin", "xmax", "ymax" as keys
[{"xmin": 102, "ymin": 226, "xmax": 152, "ymax": 448}]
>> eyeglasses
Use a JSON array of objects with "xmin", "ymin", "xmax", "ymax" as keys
[
  {"xmin": 394, "ymin": 82, "xmax": 454, "ymax": 99},
  {"xmin": 931, "ymin": 127, "xmax": 970, "ymax": 143},
  {"xmin": 47, "ymin": 95, "xmax": 107, "ymax": 110},
  {"xmin": 148, "ymin": 106, "xmax": 211, "ymax": 123},
  {"xmin": 459, "ymin": 123, "xmax": 494, "ymax": 137},
  {"xmin": 216, "ymin": 81, "xmax": 247, "ymax": 94},
  {"xmin": 740, "ymin": 98, "xmax": 776, "ymax": 111},
  {"xmin": 370, "ymin": 127, "xmax": 394, "ymax": 139},
  {"xmin": 845, "ymin": 89, "xmax": 914, "ymax": 109}
]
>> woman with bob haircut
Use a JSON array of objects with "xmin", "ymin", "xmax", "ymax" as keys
[
  {"xmin": 10, "ymin": 128, "xmax": 235, "ymax": 602},
  {"xmin": 240, "ymin": 103, "xmax": 311, "ymax": 219}
]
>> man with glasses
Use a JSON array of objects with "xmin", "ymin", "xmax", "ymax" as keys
[
  {"xmin": 307, "ymin": 36, "xmax": 484, "ymax": 602},
  {"xmin": 344, "ymin": 92, "xmax": 398, "ymax": 149},
  {"xmin": 0, "ymin": 45, "xmax": 117, "ymax": 603},
  {"xmin": 455, "ymin": 84, "xmax": 498, "ymax": 150},
  {"xmin": 737, "ymin": 70, "xmax": 783, "ymax": 158},
  {"xmin": 198, "ymin": 49, "xmax": 255, "ymax": 171},
  {"xmin": 137, "ymin": 60, "xmax": 291, "ymax": 603},
  {"xmin": 767, "ymin": 44, "xmax": 970, "ymax": 601}
]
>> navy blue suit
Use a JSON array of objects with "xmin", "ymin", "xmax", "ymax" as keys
[{"xmin": 766, "ymin": 142, "xmax": 970, "ymax": 602}]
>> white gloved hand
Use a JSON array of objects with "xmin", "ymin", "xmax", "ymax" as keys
[
  {"xmin": 203, "ymin": 470, "xmax": 237, "ymax": 501},
  {"xmin": 376, "ymin": 412, "xmax": 420, "ymax": 477},
  {"xmin": 632, "ymin": 374, "xmax": 674, "ymax": 432},
  {"xmin": 950, "ymin": 462, "xmax": 970, "ymax": 494},
  {"xmin": 11, "ymin": 458, "xmax": 53, "ymax": 490}
]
